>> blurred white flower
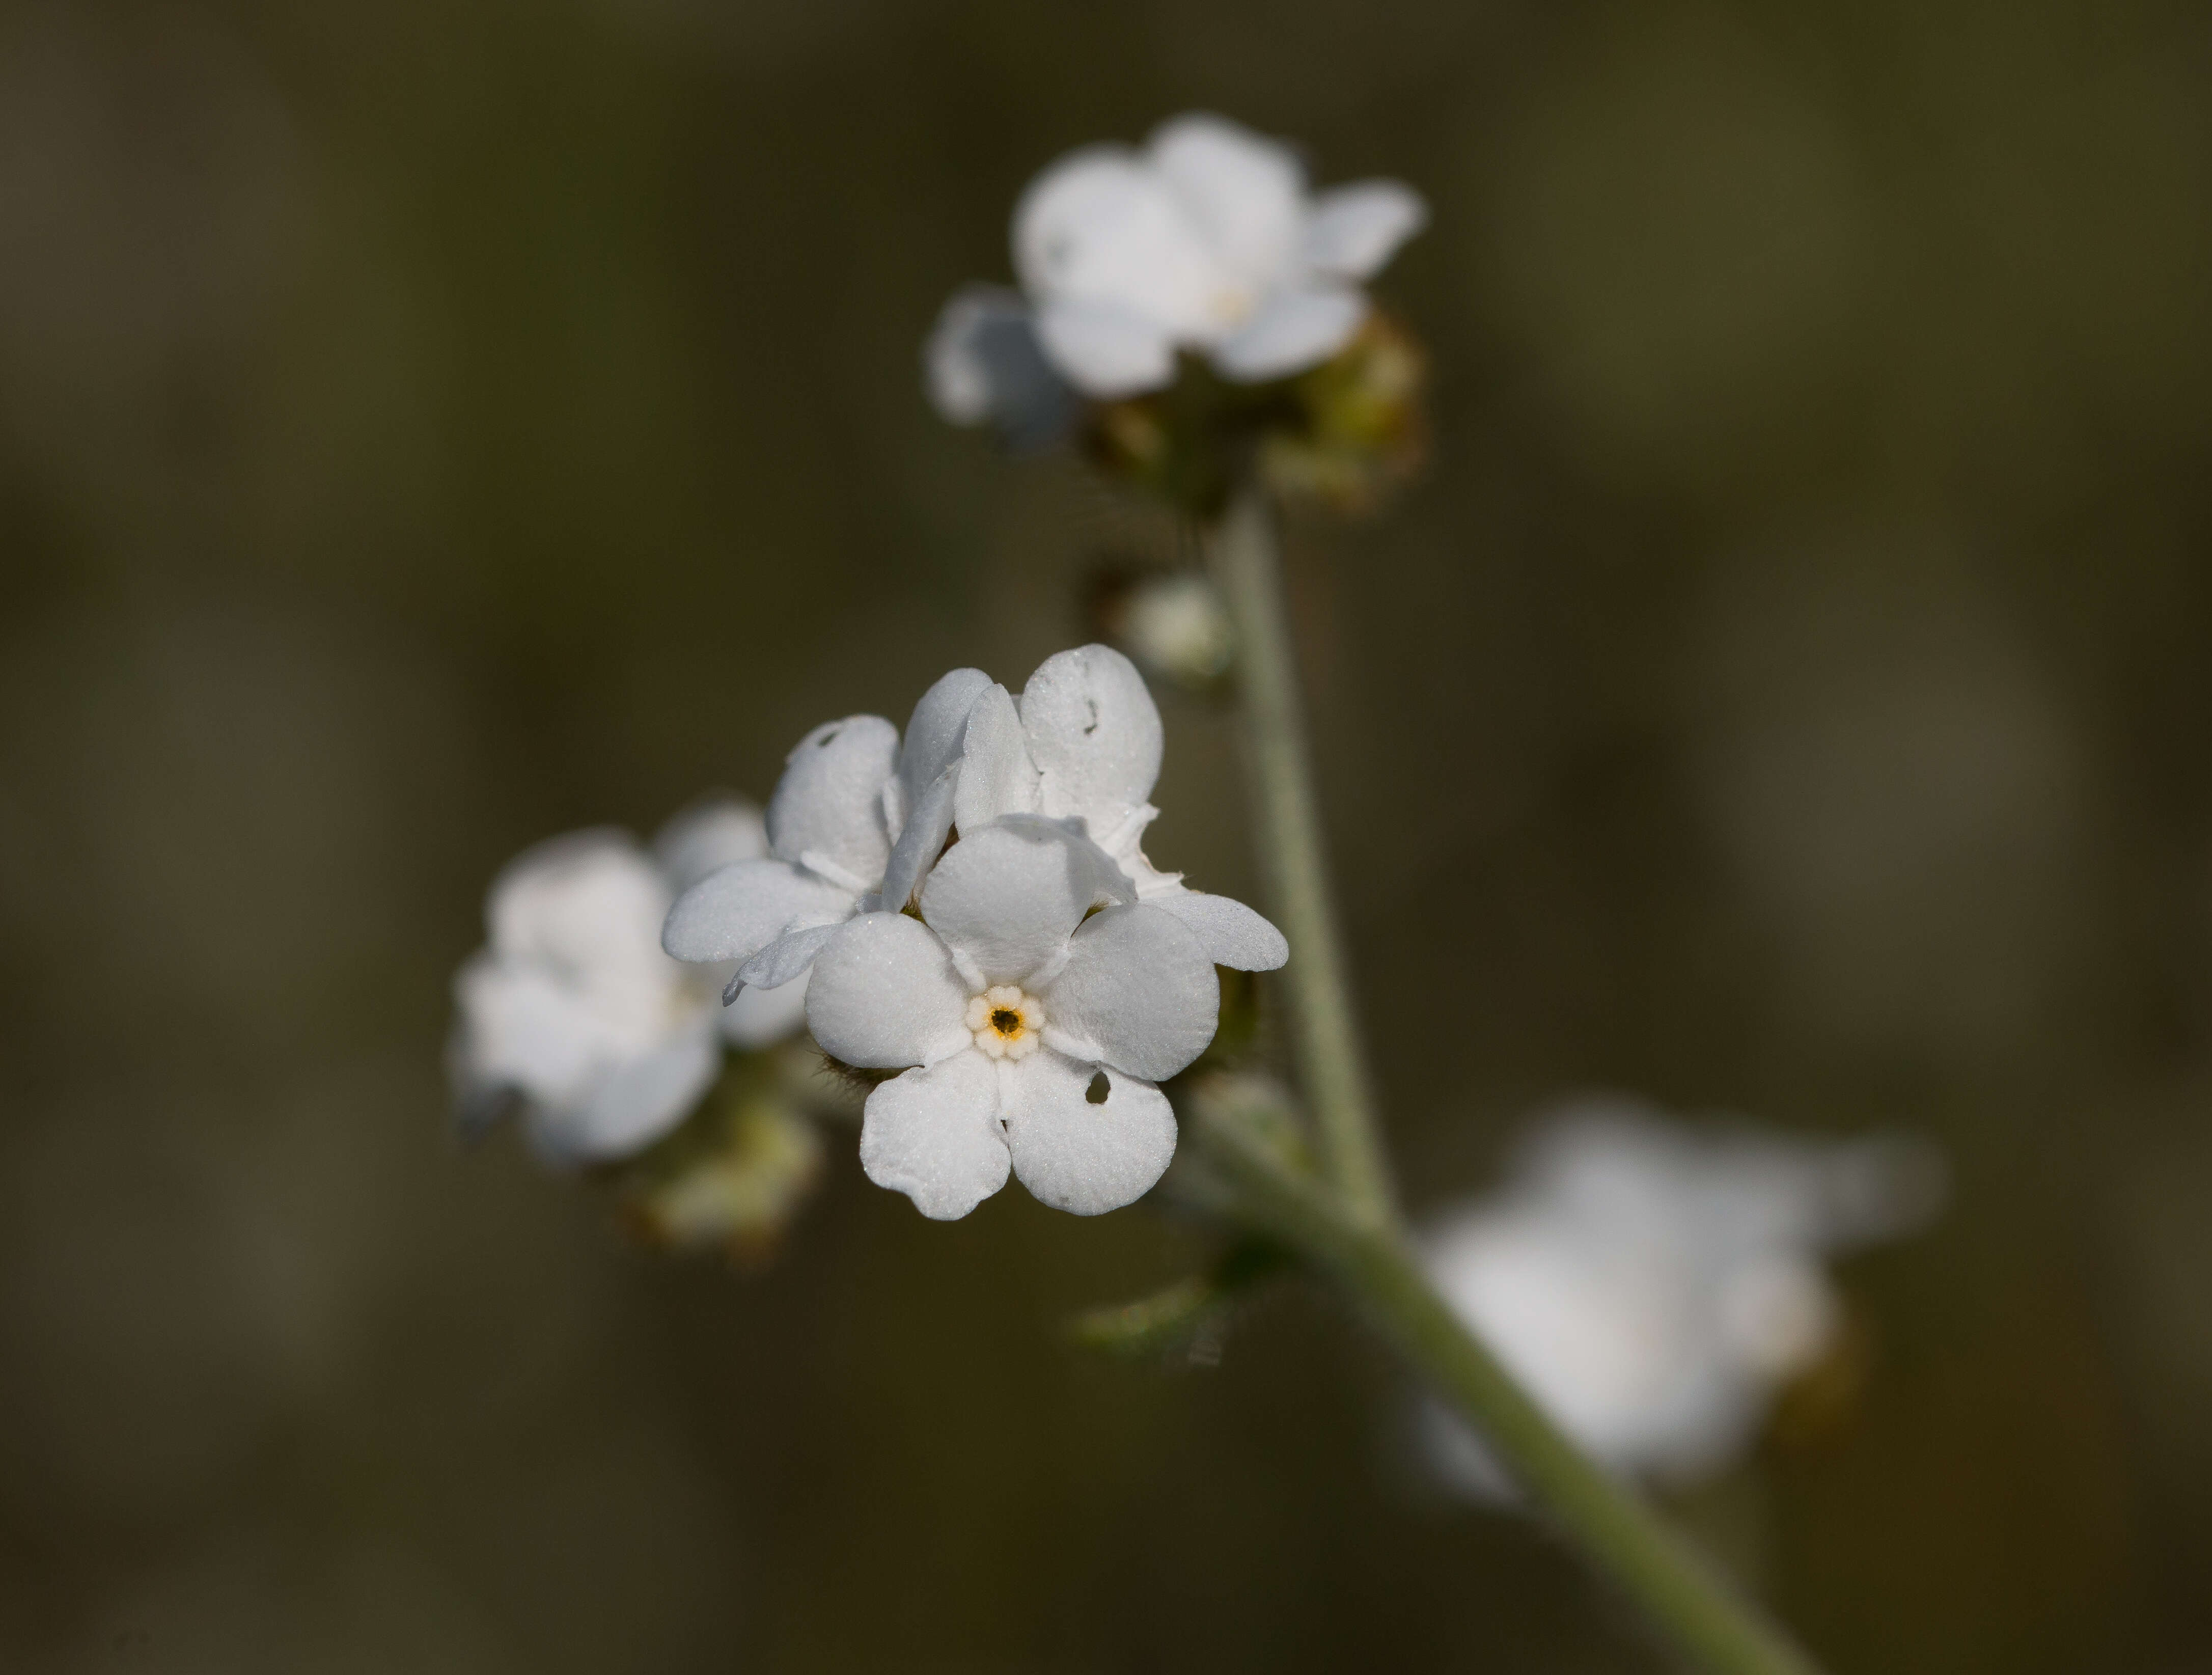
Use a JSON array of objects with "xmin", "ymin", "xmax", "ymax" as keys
[
  {"xmin": 924, "ymin": 284, "xmax": 1082, "ymax": 449},
  {"xmin": 450, "ymin": 800, "xmax": 803, "ymax": 1164},
  {"xmin": 1419, "ymin": 1102, "xmax": 1944, "ymax": 1496},
  {"xmin": 663, "ymin": 647, "xmax": 1287, "ymax": 1001},
  {"xmin": 809, "ymin": 817, "xmax": 1225, "ymax": 1220},
  {"xmin": 928, "ymin": 111, "xmax": 1427, "ymax": 421}
]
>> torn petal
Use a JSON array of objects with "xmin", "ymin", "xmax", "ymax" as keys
[
  {"xmin": 1019, "ymin": 643, "xmax": 1163, "ymax": 836},
  {"xmin": 1002, "ymin": 1050, "xmax": 1177, "ymax": 1215}
]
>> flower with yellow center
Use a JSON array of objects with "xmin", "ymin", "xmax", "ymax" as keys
[{"xmin": 806, "ymin": 816, "xmax": 1228, "ymax": 1221}]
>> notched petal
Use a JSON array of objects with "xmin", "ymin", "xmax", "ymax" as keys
[{"xmin": 859, "ymin": 1054, "xmax": 1011, "ymax": 1220}]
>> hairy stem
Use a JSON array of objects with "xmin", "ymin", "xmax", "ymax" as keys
[
  {"xmin": 1191, "ymin": 1093, "xmax": 1825, "ymax": 1675},
  {"xmin": 1207, "ymin": 487, "xmax": 1399, "ymax": 1226}
]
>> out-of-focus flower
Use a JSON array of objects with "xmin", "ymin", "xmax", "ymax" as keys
[
  {"xmin": 925, "ymin": 284, "xmax": 1083, "ymax": 450},
  {"xmin": 925, "ymin": 115, "xmax": 1429, "ymax": 513},
  {"xmin": 1419, "ymin": 1102, "xmax": 1944, "ymax": 1496},
  {"xmin": 809, "ymin": 817, "xmax": 1229, "ymax": 1220},
  {"xmin": 1089, "ymin": 565, "xmax": 1236, "ymax": 690},
  {"xmin": 451, "ymin": 830, "xmax": 705, "ymax": 1164},
  {"xmin": 998, "ymin": 112, "xmax": 1426, "ymax": 399}
]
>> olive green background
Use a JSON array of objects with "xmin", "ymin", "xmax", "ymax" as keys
[{"xmin": 3, "ymin": 0, "xmax": 2208, "ymax": 1669}]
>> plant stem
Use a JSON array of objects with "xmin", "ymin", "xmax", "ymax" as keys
[
  {"xmin": 1207, "ymin": 487, "xmax": 1399, "ymax": 1227},
  {"xmin": 1191, "ymin": 1095, "xmax": 1825, "ymax": 1675}
]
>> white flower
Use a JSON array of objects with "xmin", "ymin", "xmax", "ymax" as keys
[
  {"xmin": 449, "ymin": 801, "xmax": 802, "ymax": 1164},
  {"xmin": 807, "ymin": 816, "xmax": 1226, "ymax": 1220},
  {"xmin": 1419, "ymin": 1102, "xmax": 1943, "ymax": 1496},
  {"xmin": 939, "ymin": 644, "xmax": 1290, "ymax": 973},
  {"xmin": 663, "ymin": 645, "xmax": 1287, "ymax": 999},
  {"xmin": 928, "ymin": 111, "xmax": 1427, "ymax": 419}
]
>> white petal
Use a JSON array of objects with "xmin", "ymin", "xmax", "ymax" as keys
[
  {"xmin": 1148, "ymin": 112, "xmax": 1306, "ymax": 288},
  {"xmin": 1210, "ymin": 284, "xmax": 1367, "ymax": 382},
  {"xmin": 721, "ymin": 967, "xmax": 810, "ymax": 1048},
  {"xmin": 882, "ymin": 766, "xmax": 956, "ymax": 914},
  {"xmin": 528, "ymin": 1023, "xmax": 719, "ymax": 1165},
  {"xmin": 899, "ymin": 667, "xmax": 996, "ymax": 809},
  {"xmin": 1143, "ymin": 886, "xmax": 1288, "ymax": 971},
  {"xmin": 1042, "ymin": 903, "xmax": 1218, "ymax": 1081},
  {"xmin": 923, "ymin": 286, "xmax": 1080, "ymax": 448},
  {"xmin": 918, "ymin": 816, "xmax": 1133, "ymax": 987},
  {"xmin": 1032, "ymin": 298, "xmax": 1179, "ymax": 398},
  {"xmin": 1303, "ymin": 180, "xmax": 1428, "ymax": 280},
  {"xmin": 1018, "ymin": 643, "xmax": 1164, "ymax": 837},
  {"xmin": 859, "ymin": 1052, "xmax": 1011, "ymax": 1221},
  {"xmin": 881, "ymin": 666, "xmax": 993, "ymax": 911},
  {"xmin": 766, "ymin": 715, "xmax": 898, "ymax": 885},
  {"xmin": 661, "ymin": 857, "xmax": 854, "ymax": 965},
  {"xmin": 737, "ymin": 921, "xmax": 843, "ymax": 990},
  {"xmin": 452, "ymin": 955, "xmax": 609, "ymax": 1107},
  {"xmin": 1014, "ymin": 147, "xmax": 1226, "ymax": 335},
  {"xmin": 805, "ymin": 912, "xmax": 972, "ymax": 1069},
  {"xmin": 650, "ymin": 798, "xmax": 768, "ymax": 894},
  {"xmin": 951, "ymin": 682, "xmax": 1040, "ymax": 834},
  {"xmin": 488, "ymin": 831, "xmax": 670, "ymax": 979},
  {"xmin": 1002, "ymin": 1050, "xmax": 1177, "ymax": 1216}
]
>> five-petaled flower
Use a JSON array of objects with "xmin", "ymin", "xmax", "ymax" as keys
[
  {"xmin": 928, "ymin": 111, "xmax": 1427, "ymax": 438},
  {"xmin": 449, "ymin": 800, "xmax": 806, "ymax": 1165},
  {"xmin": 810, "ymin": 816, "xmax": 1221, "ymax": 1219},
  {"xmin": 660, "ymin": 644, "xmax": 1288, "ymax": 1219}
]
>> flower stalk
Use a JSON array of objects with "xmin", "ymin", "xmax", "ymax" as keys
[
  {"xmin": 1189, "ymin": 1084, "xmax": 1822, "ymax": 1675},
  {"xmin": 1207, "ymin": 486, "xmax": 1399, "ymax": 1227},
  {"xmin": 1201, "ymin": 489, "xmax": 1826, "ymax": 1675}
]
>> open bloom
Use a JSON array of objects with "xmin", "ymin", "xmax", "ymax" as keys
[
  {"xmin": 809, "ymin": 816, "xmax": 1226, "ymax": 1219},
  {"xmin": 663, "ymin": 646, "xmax": 1286, "ymax": 1004},
  {"xmin": 449, "ymin": 801, "xmax": 803, "ymax": 1164},
  {"xmin": 927, "ymin": 111, "xmax": 1426, "ymax": 428},
  {"xmin": 937, "ymin": 644, "xmax": 1289, "ymax": 972},
  {"xmin": 1419, "ymin": 1102, "xmax": 1944, "ymax": 1495}
]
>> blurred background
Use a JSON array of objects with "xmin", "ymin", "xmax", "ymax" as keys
[{"xmin": 2, "ymin": 0, "xmax": 2208, "ymax": 1668}]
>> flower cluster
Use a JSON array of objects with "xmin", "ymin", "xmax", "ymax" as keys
[
  {"xmin": 1418, "ymin": 1102, "xmax": 1944, "ymax": 1496},
  {"xmin": 927, "ymin": 113, "xmax": 1428, "ymax": 513},
  {"xmin": 662, "ymin": 645, "xmax": 1287, "ymax": 1221}
]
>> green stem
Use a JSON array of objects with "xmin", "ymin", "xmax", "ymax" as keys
[
  {"xmin": 1191, "ymin": 1094, "xmax": 1824, "ymax": 1675},
  {"xmin": 1207, "ymin": 487, "xmax": 1399, "ymax": 1227}
]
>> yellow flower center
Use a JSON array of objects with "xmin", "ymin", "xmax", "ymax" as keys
[{"xmin": 966, "ymin": 985, "xmax": 1043, "ymax": 1061}]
